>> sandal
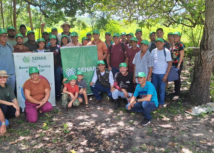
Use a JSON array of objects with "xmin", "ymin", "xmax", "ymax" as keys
[
  {"xmin": 85, "ymin": 104, "xmax": 90, "ymax": 110},
  {"xmin": 172, "ymin": 96, "xmax": 179, "ymax": 101}
]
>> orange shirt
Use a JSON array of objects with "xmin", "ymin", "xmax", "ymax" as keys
[
  {"xmin": 23, "ymin": 79, "xmax": 51, "ymax": 101},
  {"xmin": 87, "ymin": 39, "xmax": 107, "ymax": 60},
  {"xmin": 65, "ymin": 84, "xmax": 79, "ymax": 95}
]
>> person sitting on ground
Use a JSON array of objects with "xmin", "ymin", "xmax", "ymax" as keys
[
  {"xmin": 86, "ymin": 32, "xmax": 92, "ymax": 42},
  {"xmin": 125, "ymin": 37, "xmax": 141, "ymax": 75},
  {"xmin": 13, "ymin": 34, "xmax": 30, "ymax": 53},
  {"xmin": 126, "ymin": 72, "xmax": 158, "ymax": 126},
  {"xmin": 61, "ymin": 35, "xmax": 69, "ymax": 47},
  {"xmin": 0, "ymin": 70, "xmax": 21, "ymax": 120},
  {"xmin": 90, "ymin": 60, "xmax": 114, "ymax": 104},
  {"xmin": 33, "ymin": 38, "xmax": 49, "ymax": 53},
  {"xmin": 63, "ymin": 71, "xmax": 89, "ymax": 110},
  {"xmin": 112, "ymin": 63, "xmax": 135, "ymax": 110},
  {"xmin": 151, "ymin": 38, "xmax": 172, "ymax": 109},
  {"xmin": 62, "ymin": 75, "xmax": 80, "ymax": 112},
  {"xmin": 24, "ymin": 31, "xmax": 38, "ymax": 51},
  {"xmin": 7, "ymin": 26, "xmax": 17, "ymax": 46},
  {"xmin": 23, "ymin": 67, "xmax": 52, "ymax": 123},
  {"xmin": 120, "ymin": 32, "xmax": 127, "ymax": 43},
  {"xmin": 0, "ymin": 108, "xmax": 9, "ymax": 136},
  {"xmin": 133, "ymin": 40, "xmax": 154, "ymax": 84},
  {"xmin": 82, "ymin": 37, "xmax": 89, "ymax": 46},
  {"xmin": 66, "ymin": 32, "xmax": 82, "ymax": 46}
]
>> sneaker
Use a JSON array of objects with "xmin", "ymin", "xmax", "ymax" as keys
[
  {"xmin": 140, "ymin": 119, "xmax": 151, "ymax": 126},
  {"xmin": 114, "ymin": 99, "xmax": 120, "ymax": 110}
]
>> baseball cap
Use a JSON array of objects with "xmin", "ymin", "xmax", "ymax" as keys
[
  {"xmin": 113, "ymin": 33, "xmax": 120, "ymax": 37},
  {"xmin": 76, "ymin": 71, "xmax": 84, "ymax": 76},
  {"xmin": 27, "ymin": 31, "xmax": 34, "ymax": 36},
  {"xmin": 7, "ymin": 26, "xmax": 15, "ymax": 31},
  {"xmin": 37, "ymin": 38, "xmax": 45, "ymax": 43},
  {"xmin": 68, "ymin": 75, "xmax": 77, "ymax": 81},
  {"xmin": 93, "ymin": 30, "xmax": 100, "ymax": 35},
  {"xmin": 136, "ymin": 72, "xmax": 146, "ymax": 78},
  {"xmin": 0, "ymin": 28, "xmax": 7, "ymax": 35},
  {"xmin": 130, "ymin": 37, "xmax": 138, "ymax": 42},
  {"xmin": 155, "ymin": 38, "xmax": 164, "ymax": 43},
  {"xmin": 141, "ymin": 40, "xmax": 149, "ymax": 45},
  {"xmin": 136, "ymin": 29, "xmax": 142, "ymax": 33},
  {"xmin": 49, "ymin": 34, "xmax": 56, "ymax": 39},
  {"xmin": 173, "ymin": 31, "xmax": 181, "ymax": 36},
  {"xmin": 97, "ymin": 60, "xmax": 105, "ymax": 65},
  {"xmin": 15, "ymin": 34, "xmax": 23, "ymax": 39},
  {"xmin": 119, "ymin": 63, "xmax": 127, "ymax": 68},
  {"xmin": 29, "ymin": 67, "xmax": 39, "ymax": 74}
]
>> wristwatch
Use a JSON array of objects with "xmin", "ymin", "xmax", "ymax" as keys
[
  {"xmin": 1, "ymin": 122, "xmax": 6, "ymax": 125},
  {"xmin": 135, "ymin": 99, "xmax": 138, "ymax": 103}
]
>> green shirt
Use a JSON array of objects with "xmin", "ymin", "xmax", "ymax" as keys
[
  {"xmin": 7, "ymin": 39, "xmax": 17, "ymax": 46},
  {"xmin": 105, "ymin": 40, "xmax": 114, "ymax": 48},
  {"xmin": 0, "ymin": 84, "xmax": 16, "ymax": 102}
]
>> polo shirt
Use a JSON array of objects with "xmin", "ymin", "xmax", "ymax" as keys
[
  {"xmin": 105, "ymin": 40, "xmax": 114, "ymax": 48},
  {"xmin": 149, "ymin": 39, "xmax": 170, "ymax": 52},
  {"xmin": 0, "ymin": 84, "xmax": 16, "ymax": 102},
  {"xmin": 0, "ymin": 43, "xmax": 15, "ymax": 75},
  {"xmin": 87, "ymin": 39, "xmax": 107, "ymax": 60},
  {"xmin": 24, "ymin": 41, "xmax": 37, "ymax": 51},
  {"xmin": 133, "ymin": 50, "xmax": 154, "ymax": 77},
  {"xmin": 126, "ymin": 47, "xmax": 141, "ymax": 73},
  {"xmin": 134, "ymin": 81, "xmax": 158, "ymax": 107}
]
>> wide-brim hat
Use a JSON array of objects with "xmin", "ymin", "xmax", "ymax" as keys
[{"xmin": 0, "ymin": 70, "xmax": 10, "ymax": 77}]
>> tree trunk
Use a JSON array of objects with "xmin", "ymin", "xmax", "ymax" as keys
[
  {"xmin": 189, "ymin": 0, "xmax": 214, "ymax": 105},
  {"xmin": 13, "ymin": 0, "xmax": 17, "ymax": 32},
  {"xmin": 28, "ymin": 4, "xmax": 33, "ymax": 30},
  {"xmin": 0, "ymin": 0, "xmax": 4, "ymax": 28}
]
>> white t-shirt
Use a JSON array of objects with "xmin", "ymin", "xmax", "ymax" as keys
[
  {"xmin": 151, "ymin": 48, "xmax": 172, "ymax": 74},
  {"xmin": 37, "ymin": 49, "xmax": 45, "ymax": 53}
]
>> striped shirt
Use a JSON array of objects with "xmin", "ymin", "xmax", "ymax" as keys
[{"xmin": 132, "ymin": 50, "xmax": 154, "ymax": 77}]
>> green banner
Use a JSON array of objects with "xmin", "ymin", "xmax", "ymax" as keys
[{"xmin": 61, "ymin": 46, "xmax": 98, "ymax": 94}]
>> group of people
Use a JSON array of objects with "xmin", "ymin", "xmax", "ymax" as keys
[{"xmin": 0, "ymin": 22, "xmax": 185, "ymax": 135}]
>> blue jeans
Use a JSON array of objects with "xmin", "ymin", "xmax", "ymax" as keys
[
  {"xmin": 151, "ymin": 73, "xmax": 166, "ymax": 105},
  {"xmin": 54, "ymin": 67, "xmax": 62, "ymax": 97},
  {"xmin": 126, "ymin": 101, "xmax": 157, "ymax": 120},
  {"xmin": 6, "ymin": 74, "xmax": 16, "ymax": 91},
  {"xmin": 112, "ymin": 67, "xmax": 119, "ymax": 76},
  {"xmin": 0, "ymin": 119, "xmax": 9, "ymax": 127},
  {"xmin": 90, "ymin": 82, "xmax": 112, "ymax": 100}
]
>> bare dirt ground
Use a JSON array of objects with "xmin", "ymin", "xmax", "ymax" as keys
[{"xmin": 0, "ymin": 58, "xmax": 214, "ymax": 153}]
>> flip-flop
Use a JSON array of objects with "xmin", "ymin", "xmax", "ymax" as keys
[{"xmin": 172, "ymin": 96, "xmax": 179, "ymax": 101}]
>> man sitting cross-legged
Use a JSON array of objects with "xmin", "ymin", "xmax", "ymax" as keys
[
  {"xmin": 112, "ymin": 63, "xmax": 135, "ymax": 110},
  {"xmin": 90, "ymin": 60, "xmax": 114, "ymax": 104},
  {"xmin": 126, "ymin": 72, "xmax": 158, "ymax": 126}
]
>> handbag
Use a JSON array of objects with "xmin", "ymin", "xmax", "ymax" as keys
[{"xmin": 163, "ymin": 48, "xmax": 179, "ymax": 81}]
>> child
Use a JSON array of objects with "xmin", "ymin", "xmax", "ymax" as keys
[
  {"xmin": 61, "ymin": 35, "xmax": 69, "ymax": 47},
  {"xmin": 62, "ymin": 75, "xmax": 80, "ymax": 113},
  {"xmin": 76, "ymin": 71, "xmax": 89, "ymax": 110},
  {"xmin": 82, "ymin": 37, "xmax": 89, "ymax": 46},
  {"xmin": 33, "ymin": 38, "xmax": 49, "ymax": 53}
]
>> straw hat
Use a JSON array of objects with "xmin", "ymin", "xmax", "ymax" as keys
[
  {"xmin": 61, "ymin": 22, "xmax": 71, "ymax": 28},
  {"xmin": 0, "ymin": 70, "xmax": 10, "ymax": 77}
]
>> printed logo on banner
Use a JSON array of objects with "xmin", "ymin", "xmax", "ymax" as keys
[
  {"xmin": 66, "ymin": 68, "xmax": 76, "ymax": 77},
  {"xmin": 22, "ymin": 56, "xmax": 30, "ymax": 63}
]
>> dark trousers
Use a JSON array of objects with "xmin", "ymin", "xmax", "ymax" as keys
[
  {"xmin": 0, "ymin": 104, "xmax": 22, "ymax": 119},
  {"xmin": 173, "ymin": 62, "xmax": 183, "ymax": 96},
  {"xmin": 90, "ymin": 82, "xmax": 112, "ymax": 100},
  {"xmin": 54, "ymin": 66, "xmax": 62, "ymax": 97}
]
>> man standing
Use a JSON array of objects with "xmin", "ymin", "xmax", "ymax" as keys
[
  {"xmin": 105, "ymin": 32, "xmax": 114, "ymax": 48},
  {"xmin": 7, "ymin": 26, "xmax": 16, "ymax": 46},
  {"xmin": 151, "ymin": 38, "xmax": 172, "ymax": 108},
  {"xmin": 126, "ymin": 33, "xmax": 134, "ymax": 48},
  {"xmin": 13, "ymin": 34, "xmax": 30, "ymax": 53},
  {"xmin": 126, "ymin": 72, "xmax": 158, "ymax": 126},
  {"xmin": 86, "ymin": 32, "xmax": 92, "ymax": 42},
  {"xmin": 66, "ymin": 32, "xmax": 82, "ymax": 46},
  {"xmin": 133, "ymin": 40, "xmax": 153, "ymax": 84},
  {"xmin": 24, "ymin": 31, "xmax": 37, "ymax": 51},
  {"xmin": 135, "ymin": 29, "xmax": 143, "ymax": 45},
  {"xmin": 57, "ymin": 22, "xmax": 71, "ymax": 46},
  {"xmin": 90, "ymin": 60, "xmax": 114, "ymax": 104},
  {"xmin": 120, "ymin": 32, "xmax": 127, "ymax": 43},
  {"xmin": 167, "ymin": 32, "xmax": 174, "ymax": 48},
  {"xmin": 51, "ymin": 27, "xmax": 58, "ymax": 36},
  {"xmin": 125, "ymin": 37, "xmax": 140, "ymax": 74},
  {"xmin": 149, "ymin": 31, "xmax": 156, "ymax": 50},
  {"xmin": 19, "ymin": 24, "xmax": 28, "ymax": 43},
  {"xmin": 0, "ymin": 28, "xmax": 16, "ymax": 90},
  {"xmin": 107, "ymin": 33, "xmax": 129, "ymax": 76},
  {"xmin": 112, "ymin": 63, "xmax": 134, "ymax": 110},
  {"xmin": 42, "ymin": 31, "xmax": 50, "ymax": 48},
  {"xmin": 149, "ymin": 28, "xmax": 170, "ymax": 52},
  {"xmin": 87, "ymin": 30, "xmax": 107, "ymax": 61}
]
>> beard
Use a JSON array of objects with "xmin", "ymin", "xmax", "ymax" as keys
[{"xmin": 8, "ymin": 35, "xmax": 15, "ymax": 38}]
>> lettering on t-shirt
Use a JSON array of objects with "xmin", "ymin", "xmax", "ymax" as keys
[{"xmin": 139, "ymin": 91, "xmax": 148, "ymax": 98}]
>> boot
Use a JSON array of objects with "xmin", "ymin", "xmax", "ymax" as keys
[{"xmin": 114, "ymin": 99, "xmax": 120, "ymax": 110}]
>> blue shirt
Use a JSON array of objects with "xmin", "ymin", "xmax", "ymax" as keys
[
  {"xmin": 0, "ymin": 43, "xmax": 15, "ymax": 75},
  {"xmin": 133, "ymin": 81, "xmax": 158, "ymax": 107}
]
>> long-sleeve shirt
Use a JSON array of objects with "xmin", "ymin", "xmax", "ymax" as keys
[{"xmin": 91, "ymin": 69, "xmax": 114, "ymax": 86}]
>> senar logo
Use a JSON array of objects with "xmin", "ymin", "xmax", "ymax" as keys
[
  {"xmin": 22, "ymin": 56, "xmax": 30, "ymax": 63},
  {"xmin": 66, "ymin": 68, "xmax": 76, "ymax": 77}
]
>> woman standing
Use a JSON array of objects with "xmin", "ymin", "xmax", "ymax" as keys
[
  {"xmin": 61, "ymin": 35, "xmax": 69, "ymax": 47},
  {"xmin": 171, "ymin": 32, "xmax": 185, "ymax": 101},
  {"xmin": 23, "ymin": 67, "xmax": 52, "ymax": 123}
]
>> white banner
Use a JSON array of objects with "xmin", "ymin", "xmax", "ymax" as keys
[{"xmin": 13, "ymin": 53, "xmax": 56, "ymax": 110}]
